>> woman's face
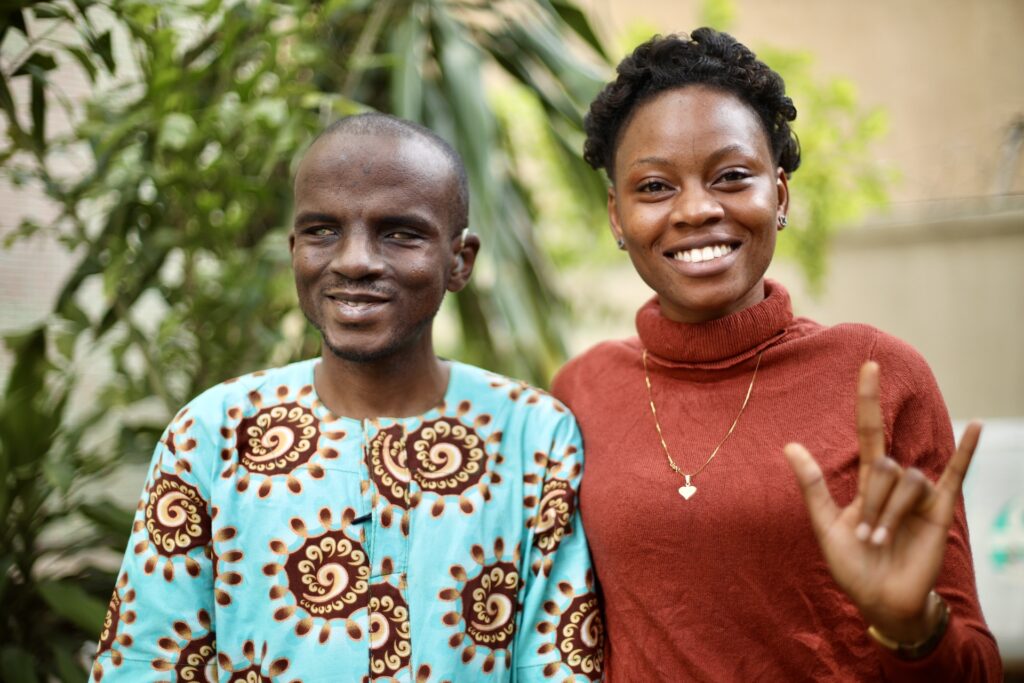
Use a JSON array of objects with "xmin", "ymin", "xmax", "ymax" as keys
[{"xmin": 608, "ymin": 85, "xmax": 788, "ymax": 323}]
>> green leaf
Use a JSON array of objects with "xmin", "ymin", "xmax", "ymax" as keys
[
  {"xmin": 89, "ymin": 30, "xmax": 115, "ymax": 73},
  {"xmin": 0, "ymin": 646, "xmax": 38, "ymax": 683},
  {"xmin": 51, "ymin": 647, "xmax": 85, "ymax": 683},
  {"xmin": 37, "ymin": 580, "xmax": 107, "ymax": 633},
  {"xmin": 31, "ymin": 4, "xmax": 71, "ymax": 20},
  {"xmin": 79, "ymin": 500, "xmax": 133, "ymax": 540},
  {"xmin": 29, "ymin": 74, "xmax": 45, "ymax": 150},
  {"xmin": 64, "ymin": 46, "xmax": 98, "ymax": 83},
  {"xmin": 0, "ymin": 10, "xmax": 27, "ymax": 46},
  {"xmin": 549, "ymin": 0, "xmax": 608, "ymax": 58},
  {"xmin": 13, "ymin": 51, "xmax": 58, "ymax": 76}
]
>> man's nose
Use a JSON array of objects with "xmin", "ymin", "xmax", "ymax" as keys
[{"xmin": 328, "ymin": 229, "xmax": 385, "ymax": 279}]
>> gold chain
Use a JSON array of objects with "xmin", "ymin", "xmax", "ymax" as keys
[{"xmin": 642, "ymin": 349, "xmax": 763, "ymax": 498}]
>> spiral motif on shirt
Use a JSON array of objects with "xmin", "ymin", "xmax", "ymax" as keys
[
  {"xmin": 368, "ymin": 424, "xmax": 410, "ymax": 507},
  {"xmin": 534, "ymin": 478, "xmax": 574, "ymax": 555},
  {"xmin": 174, "ymin": 631, "xmax": 217, "ymax": 683},
  {"xmin": 96, "ymin": 587, "xmax": 121, "ymax": 655},
  {"xmin": 462, "ymin": 561, "xmax": 519, "ymax": 648},
  {"xmin": 407, "ymin": 418, "xmax": 486, "ymax": 494},
  {"xmin": 227, "ymin": 666, "xmax": 265, "ymax": 683},
  {"xmin": 236, "ymin": 403, "xmax": 318, "ymax": 474},
  {"xmin": 369, "ymin": 582, "xmax": 412, "ymax": 678},
  {"xmin": 284, "ymin": 529, "xmax": 370, "ymax": 619},
  {"xmin": 557, "ymin": 593, "xmax": 604, "ymax": 678},
  {"xmin": 145, "ymin": 473, "xmax": 211, "ymax": 556}
]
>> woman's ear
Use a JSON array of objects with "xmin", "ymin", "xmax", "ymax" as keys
[
  {"xmin": 447, "ymin": 229, "xmax": 481, "ymax": 293},
  {"xmin": 608, "ymin": 187, "xmax": 626, "ymax": 249},
  {"xmin": 776, "ymin": 167, "xmax": 790, "ymax": 230}
]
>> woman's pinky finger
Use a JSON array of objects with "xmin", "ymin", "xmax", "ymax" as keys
[{"xmin": 869, "ymin": 467, "xmax": 930, "ymax": 546}]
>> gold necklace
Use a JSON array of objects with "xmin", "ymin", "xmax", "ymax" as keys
[{"xmin": 641, "ymin": 349, "xmax": 763, "ymax": 500}]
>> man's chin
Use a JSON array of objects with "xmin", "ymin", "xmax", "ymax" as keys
[{"xmin": 323, "ymin": 340, "xmax": 396, "ymax": 364}]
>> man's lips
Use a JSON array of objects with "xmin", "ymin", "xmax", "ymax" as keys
[
  {"xmin": 324, "ymin": 290, "xmax": 391, "ymax": 321},
  {"xmin": 324, "ymin": 289, "xmax": 391, "ymax": 304}
]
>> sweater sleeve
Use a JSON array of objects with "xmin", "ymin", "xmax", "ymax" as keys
[{"xmin": 871, "ymin": 332, "xmax": 1002, "ymax": 682}]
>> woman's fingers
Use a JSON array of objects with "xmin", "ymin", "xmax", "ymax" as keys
[
  {"xmin": 867, "ymin": 467, "xmax": 930, "ymax": 545},
  {"xmin": 860, "ymin": 421, "xmax": 983, "ymax": 543},
  {"xmin": 784, "ymin": 442, "xmax": 839, "ymax": 538},
  {"xmin": 856, "ymin": 362, "xmax": 886, "ymax": 495},
  {"xmin": 931, "ymin": 420, "xmax": 983, "ymax": 520},
  {"xmin": 856, "ymin": 456, "xmax": 900, "ymax": 540}
]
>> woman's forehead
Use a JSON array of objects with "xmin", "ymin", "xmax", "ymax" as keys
[{"xmin": 616, "ymin": 86, "xmax": 770, "ymax": 165}]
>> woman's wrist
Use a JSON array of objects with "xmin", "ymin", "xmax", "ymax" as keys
[{"xmin": 867, "ymin": 590, "xmax": 951, "ymax": 660}]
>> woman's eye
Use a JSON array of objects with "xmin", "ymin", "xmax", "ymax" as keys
[
  {"xmin": 639, "ymin": 180, "xmax": 671, "ymax": 193},
  {"xmin": 717, "ymin": 170, "xmax": 750, "ymax": 183}
]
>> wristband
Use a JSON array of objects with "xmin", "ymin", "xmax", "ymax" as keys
[{"xmin": 867, "ymin": 591, "xmax": 950, "ymax": 660}]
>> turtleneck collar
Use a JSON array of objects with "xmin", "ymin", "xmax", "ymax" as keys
[{"xmin": 636, "ymin": 279, "xmax": 793, "ymax": 368}]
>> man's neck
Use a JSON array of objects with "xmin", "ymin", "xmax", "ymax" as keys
[{"xmin": 313, "ymin": 343, "xmax": 450, "ymax": 420}]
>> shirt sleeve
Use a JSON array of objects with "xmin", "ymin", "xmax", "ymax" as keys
[
  {"xmin": 513, "ymin": 411, "xmax": 604, "ymax": 683},
  {"xmin": 91, "ymin": 406, "xmax": 217, "ymax": 681},
  {"xmin": 871, "ymin": 332, "xmax": 1002, "ymax": 682}
]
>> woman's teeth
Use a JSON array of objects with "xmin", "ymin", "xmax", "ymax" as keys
[{"xmin": 673, "ymin": 244, "xmax": 734, "ymax": 263}]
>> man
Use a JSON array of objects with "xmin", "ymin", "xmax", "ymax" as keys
[{"xmin": 92, "ymin": 114, "xmax": 603, "ymax": 682}]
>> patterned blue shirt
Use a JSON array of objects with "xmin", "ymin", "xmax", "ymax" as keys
[{"xmin": 92, "ymin": 359, "xmax": 603, "ymax": 682}]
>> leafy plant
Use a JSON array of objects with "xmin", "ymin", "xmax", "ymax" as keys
[{"xmin": 0, "ymin": 0, "xmax": 608, "ymax": 678}]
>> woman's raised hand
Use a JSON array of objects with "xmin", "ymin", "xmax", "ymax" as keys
[{"xmin": 783, "ymin": 361, "xmax": 981, "ymax": 644}]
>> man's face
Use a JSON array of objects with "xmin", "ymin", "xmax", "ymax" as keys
[{"xmin": 290, "ymin": 132, "xmax": 472, "ymax": 363}]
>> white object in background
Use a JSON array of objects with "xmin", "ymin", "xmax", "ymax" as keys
[{"xmin": 960, "ymin": 418, "xmax": 1024, "ymax": 666}]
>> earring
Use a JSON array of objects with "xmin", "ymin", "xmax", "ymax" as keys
[
  {"xmin": 616, "ymin": 237, "xmax": 626, "ymax": 250},
  {"xmin": 778, "ymin": 215, "xmax": 788, "ymax": 228}
]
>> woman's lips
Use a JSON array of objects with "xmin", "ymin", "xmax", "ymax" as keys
[{"xmin": 664, "ymin": 242, "xmax": 740, "ymax": 276}]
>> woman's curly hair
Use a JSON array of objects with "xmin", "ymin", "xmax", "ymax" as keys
[{"xmin": 583, "ymin": 28, "xmax": 801, "ymax": 179}]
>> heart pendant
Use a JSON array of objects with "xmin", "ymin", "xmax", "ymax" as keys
[{"xmin": 678, "ymin": 484, "xmax": 697, "ymax": 500}]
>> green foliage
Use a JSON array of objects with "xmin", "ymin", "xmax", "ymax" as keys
[
  {"xmin": 697, "ymin": 0, "xmax": 891, "ymax": 290},
  {"xmin": 0, "ymin": 0, "xmax": 607, "ymax": 677},
  {"xmin": 761, "ymin": 48, "xmax": 891, "ymax": 289}
]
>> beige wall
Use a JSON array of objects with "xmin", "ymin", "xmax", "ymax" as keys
[
  {"xmin": 582, "ymin": 0, "xmax": 1024, "ymax": 203},
  {"xmin": 776, "ymin": 201, "xmax": 1024, "ymax": 420},
  {"xmin": 567, "ymin": 0, "xmax": 1024, "ymax": 420}
]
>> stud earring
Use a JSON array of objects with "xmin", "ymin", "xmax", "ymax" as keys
[
  {"xmin": 616, "ymin": 237, "xmax": 626, "ymax": 250},
  {"xmin": 778, "ymin": 215, "xmax": 788, "ymax": 228}
]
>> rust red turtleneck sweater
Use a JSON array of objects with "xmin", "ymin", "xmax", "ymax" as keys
[{"xmin": 552, "ymin": 280, "xmax": 1001, "ymax": 682}]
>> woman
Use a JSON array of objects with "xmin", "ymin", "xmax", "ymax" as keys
[{"xmin": 551, "ymin": 28, "xmax": 1001, "ymax": 681}]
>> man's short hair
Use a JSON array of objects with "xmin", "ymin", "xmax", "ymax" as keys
[{"xmin": 317, "ymin": 113, "xmax": 470, "ymax": 233}]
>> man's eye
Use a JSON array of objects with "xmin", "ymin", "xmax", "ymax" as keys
[
  {"xmin": 388, "ymin": 230, "xmax": 421, "ymax": 241},
  {"xmin": 308, "ymin": 226, "xmax": 334, "ymax": 236}
]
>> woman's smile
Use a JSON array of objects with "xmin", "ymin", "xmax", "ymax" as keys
[{"xmin": 608, "ymin": 85, "xmax": 788, "ymax": 324}]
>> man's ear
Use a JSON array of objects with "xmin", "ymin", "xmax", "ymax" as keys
[
  {"xmin": 288, "ymin": 232, "xmax": 295, "ymax": 253},
  {"xmin": 447, "ymin": 230, "xmax": 481, "ymax": 293}
]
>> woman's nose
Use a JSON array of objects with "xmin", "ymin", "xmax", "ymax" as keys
[{"xmin": 670, "ymin": 186, "xmax": 725, "ymax": 227}]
